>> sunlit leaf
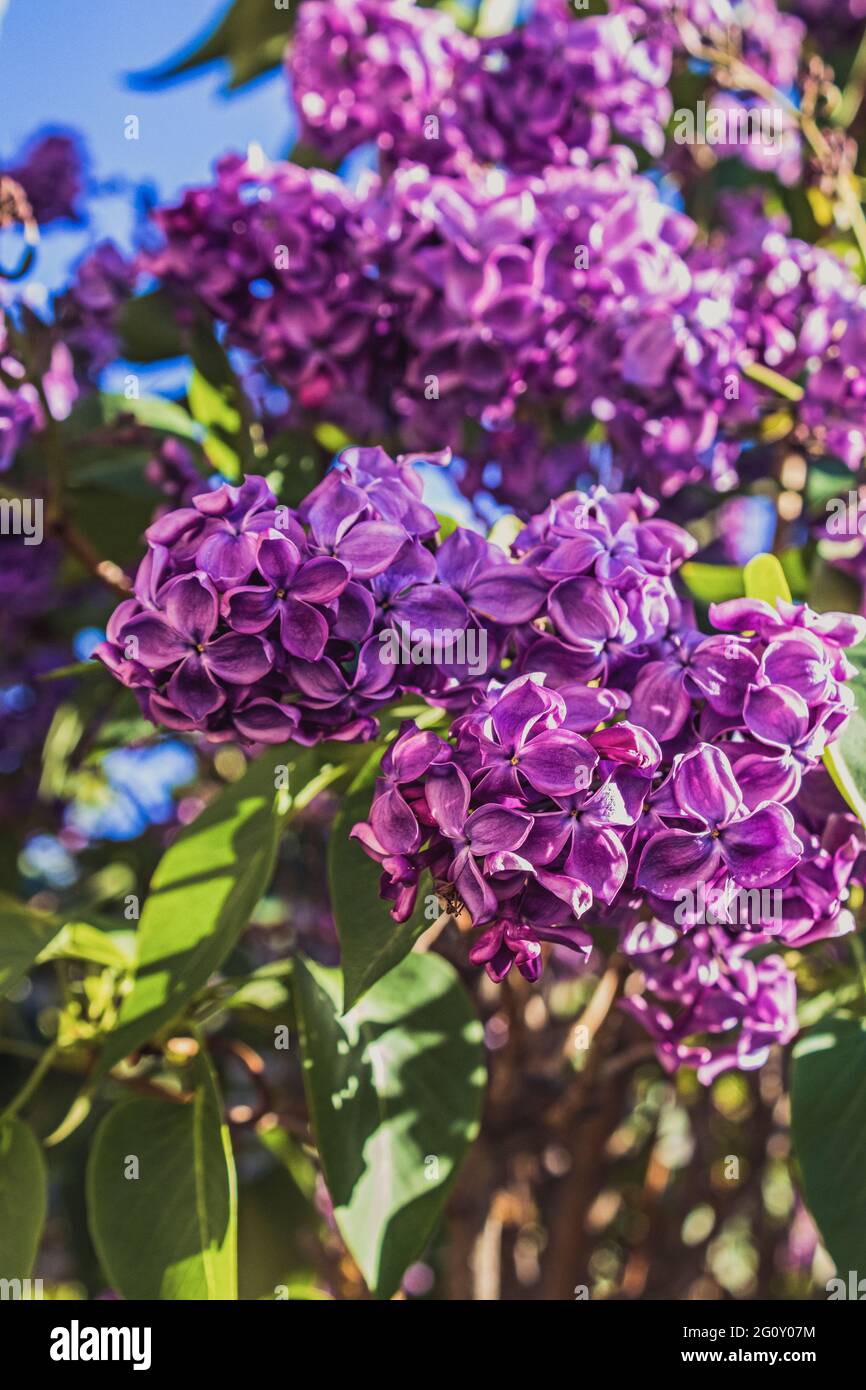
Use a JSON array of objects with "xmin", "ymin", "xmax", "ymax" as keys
[
  {"xmin": 293, "ymin": 953, "xmax": 485, "ymax": 1298},
  {"xmin": 0, "ymin": 1119, "xmax": 47, "ymax": 1282},
  {"xmin": 87, "ymin": 1051, "xmax": 237, "ymax": 1299},
  {"xmin": 792, "ymin": 1016, "xmax": 866, "ymax": 1275}
]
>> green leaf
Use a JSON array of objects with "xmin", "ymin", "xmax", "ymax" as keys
[
  {"xmin": 188, "ymin": 370, "xmax": 242, "ymax": 478},
  {"xmin": 87, "ymin": 1051, "xmax": 237, "ymax": 1299},
  {"xmin": 680, "ymin": 561, "xmax": 744, "ymax": 604},
  {"xmin": 329, "ymin": 745, "xmax": 434, "ymax": 1012},
  {"xmin": 293, "ymin": 953, "xmax": 485, "ymax": 1298},
  {"xmin": 238, "ymin": 1132, "xmax": 319, "ymax": 1299},
  {"xmin": 825, "ymin": 640, "xmax": 866, "ymax": 828},
  {"xmin": 129, "ymin": 0, "xmax": 293, "ymax": 93},
  {"xmin": 264, "ymin": 428, "xmax": 325, "ymax": 506},
  {"xmin": 436, "ymin": 511, "xmax": 459, "ymax": 541},
  {"xmin": 809, "ymin": 555, "xmax": 862, "ymax": 615},
  {"xmin": 0, "ymin": 896, "xmax": 64, "ymax": 996},
  {"xmin": 37, "ymin": 921, "xmax": 136, "ymax": 971},
  {"xmin": 792, "ymin": 1016, "xmax": 866, "ymax": 1274},
  {"xmin": 0, "ymin": 1118, "xmax": 47, "ymax": 1281},
  {"xmin": 96, "ymin": 746, "xmax": 329, "ymax": 1074},
  {"xmin": 743, "ymin": 551, "xmax": 792, "ymax": 605},
  {"xmin": 779, "ymin": 545, "xmax": 810, "ymax": 600},
  {"xmin": 118, "ymin": 290, "xmax": 185, "ymax": 363},
  {"xmin": 188, "ymin": 324, "xmax": 254, "ymax": 480},
  {"xmin": 100, "ymin": 391, "xmax": 199, "ymax": 440}
]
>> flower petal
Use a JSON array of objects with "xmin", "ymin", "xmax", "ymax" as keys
[
  {"xmin": 163, "ymin": 574, "xmax": 218, "ymax": 646},
  {"xmin": 337, "ymin": 521, "xmax": 408, "ymax": 578},
  {"xmin": 673, "ymin": 744, "xmax": 742, "ymax": 828},
  {"xmin": 628, "ymin": 659, "xmax": 690, "ymax": 740},
  {"xmin": 278, "ymin": 597, "xmax": 329, "ymax": 662},
  {"xmin": 204, "ymin": 632, "xmax": 273, "ymax": 684},
  {"xmin": 636, "ymin": 829, "xmax": 721, "ymax": 899},
  {"xmin": 122, "ymin": 613, "xmax": 188, "ymax": 669},
  {"xmin": 518, "ymin": 730, "xmax": 597, "ymax": 797},
  {"xmin": 166, "ymin": 653, "xmax": 225, "ymax": 722},
  {"xmin": 720, "ymin": 804, "xmax": 803, "ymax": 887},
  {"xmin": 425, "ymin": 764, "xmax": 471, "ymax": 840},
  {"xmin": 466, "ymin": 806, "xmax": 532, "ymax": 856}
]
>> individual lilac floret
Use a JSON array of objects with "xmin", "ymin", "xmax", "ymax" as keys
[{"xmin": 635, "ymin": 744, "xmax": 804, "ymax": 898}]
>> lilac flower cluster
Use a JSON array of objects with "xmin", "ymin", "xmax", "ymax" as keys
[
  {"xmin": 140, "ymin": 127, "xmax": 866, "ymax": 505},
  {"xmin": 52, "ymin": 0, "xmax": 866, "ymax": 511},
  {"xmin": 97, "ymin": 455, "xmax": 701, "ymax": 743},
  {"xmin": 288, "ymin": 0, "xmax": 477, "ymax": 168},
  {"xmin": 144, "ymin": 155, "xmax": 381, "ymax": 416},
  {"xmin": 0, "ymin": 312, "xmax": 79, "ymax": 471},
  {"xmin": 96, "ymin": 446, "xmax": 555, "ymax": 743},
  {"xmin": 146, "ymin": 148, "xmax": 756, "ymax": 495},
  {"xmin": 0, "ymin": 313, "xmax": 39, "ymax": 473},
  {"xmin": 55, "ymin": 241, "xmax": 137, "ymax": 379},
  {"xmin": 289, "ymin": 0, "xmax": 806, "ymax": 183},
  {"xmin": 1, "ymin": 131, "xmax": 85, "ymax": 226},
  {"xmin": 351, "ymin": 541, "xmax": 866, "ymax": 1077},
  {"xmin": 288, "ymin": 0, "xmax": 674, "ymax": 173}
]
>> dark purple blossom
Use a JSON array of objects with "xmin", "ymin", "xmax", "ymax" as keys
[{"xmin": 3, "ymin": 131, "xmax": 85, "ymax": 225}]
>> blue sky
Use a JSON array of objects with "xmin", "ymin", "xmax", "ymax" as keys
[{"xmin": 0, "ymin": 0, "xmax": 292, "ymax": 286}]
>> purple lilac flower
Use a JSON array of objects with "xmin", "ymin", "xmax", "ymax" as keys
[
  {"xmin": 288, "ymin": 0, "xmax": 476, "ymax": 167},
  {"xmin": 455, "ymin": 0, "xmax": 671, "ymax": 172},
  {"xmin": 353, "ymin": 672, "xmax": 624, "ymax": 979},
  {"xmin": 786, "ymin": 0, "xmax": 866, "ymax": 41},
  {"xmin": 144, "ymin": 155, "xmax": 384, "ymax": 421},
  {"xmin": 3, "ymin": 132, "xmax": 85, "ymax": 225},
  {"xmin": 96, "ymin": 449, "xmax": 502, "ymax": 744},
  {"xmin": 0, "ymin": 313, "xmax": 40, "ymax": 474},
  {"xmin": 621, "ymin": 927, "xmax": 799, "ymax": 1084},
  {"xmin": 56, "ymin": 241, "xmax": 137, "ymax": 378}
]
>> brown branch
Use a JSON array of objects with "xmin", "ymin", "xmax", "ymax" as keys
[{"xmin": 48, "ymin": 513, "xmax": 133, "ymax": 597}]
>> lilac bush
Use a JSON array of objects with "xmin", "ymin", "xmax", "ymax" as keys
[{"xmin": 7, "ymin": 0, "xmax": 866, "ymax": 1307}]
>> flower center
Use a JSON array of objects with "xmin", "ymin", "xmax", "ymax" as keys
[
  {"xmin": 195, "ymin": 643, "xmax": 205, "ymax": 653},
  {"xmin": 276, "ymin": 589, "xmax": 286, "ymax": 599}
]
